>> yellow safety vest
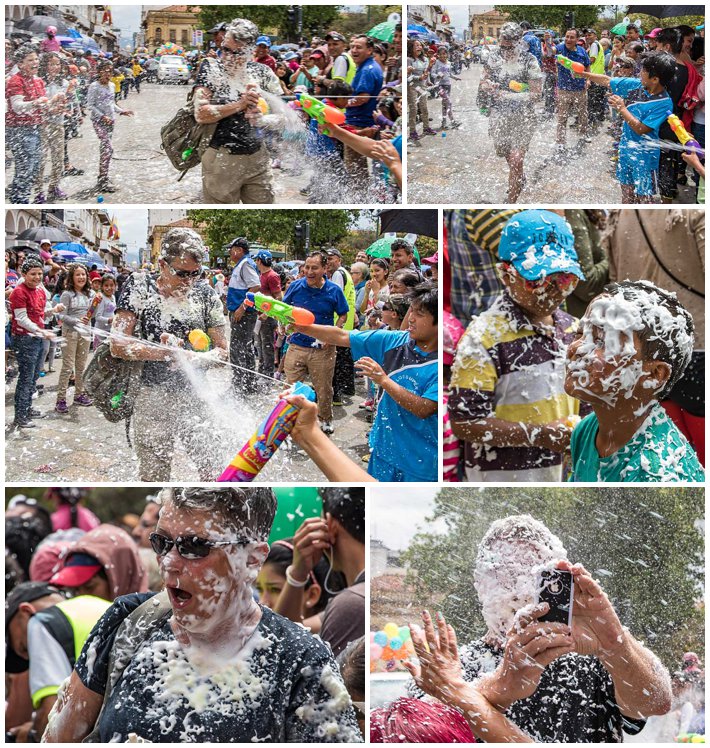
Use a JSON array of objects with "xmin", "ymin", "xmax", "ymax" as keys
[
  {"xmin": 333, "ymin": 267, "xmax": 356, "ymax": 330},
  {"xmin": 589, "ymin": 41, "xmax": 605, "ymax": 74},
  {"xmin": 331, "ymin": 53, "xmax": 357, "ymax": 85}
]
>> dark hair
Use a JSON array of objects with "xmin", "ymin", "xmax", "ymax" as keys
[
  {"xmin": 391, "ymin": 269, "xmax": 421, "ymax": 290},
  {"xmin": 407, "ymin": 38, "xmax": 425, "ymax": 58},
  {"xmin": 21, "ymin": 257, "xmax": 44, "ymax": 274},
  {"xmin": 5, "ymin": 514, "xmax": 53, "ymax": 577},
  {"xmin": 65, "ymin": 263, "xmax": 91, "ymax": 295},
  {"xmin": 408, "ymin": 281, "xmax": 438, "ymax": 324},
  {"xmin": 328, "ymin": 80, "xmax": 353, "ymax": 97},
  {"xmin": 352, "ymin": 35, "xmax": 374, "ymax": 49},
  {"xmin": 165, "ymin": 487, "xmax": 277, "ymax": 541},
  {"xmin": 339, "ymin": 636, "xmax": 365, "ymax": 701},
  {"xmin": 566, "ymin": 28, "xmax": 579, "ymax": 38},
  {"xmin": 676, "ymin": 25, "xmax": 695, "ymax": 38},
  {"xmin": 642, "ymin": 52, "xmax": 677, "ymax": 87},
  {"xmin": 97, "ymin": 60, "xmax": 113, "ymax": 73},
  {"xmin": 603, "ymin": 281, "xmax": 694, "ymax": 399},
  {"xmin": 373, "ymin": 43, "xmax": 387, "ymax": 58},
  {"xmin": 14, "ymin": 44, "xmax": 37, "ymax": 64},
  {"xmin": 519, "ymin": 21, "xmax": 532, "ymax": 30},
  {"xmin": 306, "ymin": 250, "xmax": 328, "ymax": 267},
  {"xmin": 658, "ymin": 28, "xmax": 682, "ymax": 54},
  {"xmin": 101, "ymin": 274, "xmax": 116, "ymax": 289},
  {"xmin": 690, "ymin": 36, "xmax": 704, "ymax": 62},
  {"xmin": 390, "ymin": 238, "xmax": 413, "ymax": 256},
  {"xmin": 370, "ymin": 257, "xmax": 390, "ymax": 273},
  {"xmin": 319, "ymin": 488, "xmax": 365, "ymax": 544},
  {"xmin": 38, "ymin": 51, "xmax": 66, "ymax": 82},
  {"xmin": 382, "ymin": 292, "xmax": 410, "ymax": 322},
  {"xmin": 627, "ymin": 42, "xmax": 644, "ymax": 54}
]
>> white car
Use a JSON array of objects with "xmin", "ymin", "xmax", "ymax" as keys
[{"xmin": 157, "ymin": 55, "xmax": 190, "ymax": 84}]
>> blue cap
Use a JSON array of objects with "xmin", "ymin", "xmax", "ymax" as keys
[
  {"xmin": 498, "ymin": 210, "xmax": 585, "ymax": 281},
  {"xmin": 255, "ymin": 249, "xmax": 272, "ymax": 262},
  {"xmin": 256, "ymin": 35, "xmax": 272, "ymax": 47}
]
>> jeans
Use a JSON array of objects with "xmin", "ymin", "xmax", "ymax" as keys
[
  {"xmin": 12, "ymin": 334, "xmax": 44, "ymax": 423},
  {"xmin": 8, "ymin": 126, "xmax": 41, "ymax": 203},
  {"xmin": 230, "ymin": 310, "xmax": 258, "ymax": 395},
  {"xmin": 257, "ymin": 317, "xmax": 278, "ymax": 377}
]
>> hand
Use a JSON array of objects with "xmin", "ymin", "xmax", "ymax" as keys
[
  {"xmin": 682, "ymin": 151, "xmax": 703, "ymax": 171},
  {"xmin": 121, "ymin": 110, "xmax": 134, "ymax": 117},
  {"xmin": 404, "ymin": 610, "xmax": 467, "ymax": 702},
  {"xmin": 101, "ymin": 116, "xmax": 113, "ymax": 125},
  {"xmin": 232, "ymin": 306, "xmax": 245, "ymax": 323},
  {"xmin": 80, "ymin": 314, "xmax": 90, "ymax": 324},
  {"xmin": 478, "ymin": 603, "xmax": 575, "ymax": 709},
  {"xmin": 214, "ymin": 346, "xmax": 229, "ymax": 362},
  {"xmin": 355, "ymin": 356, "xmax": 387, "ymax": 385},
  {"xmin": 53, "ymin": 303, "xmax": 65, "ymax": 313},
  {"xmin": 281, "ymin": 391, "xmax": 321, "ymax": 446},
  {"xmin": 9, "ymin": 721, "xmax": 33, "ymax": 742},
  {"xmin": 607, "ymin": 94, "xmax": 626, "ymax": 112},
  {"xmin": 533, "ymin": 420, "xmax": 572, "ymax": 452},
  {"xmin": 291, "ymin": 515, "xmax": 334, "ymax": 581},
  {"xmin": 371, "ymin": 140, "xmax": 400, "ymax": 167},
  {"xmin": 238, "ymin": 90, "xmax": 260, "ymax": 112},
  {"xmin": 40, "ymin": 329, "xmax": 57, "ymax": 340}
]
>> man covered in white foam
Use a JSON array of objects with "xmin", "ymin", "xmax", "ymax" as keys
[
  {"xmin": 43, "ymin": 488, "xmax": 361, "ymax": 743},
  {"xmin": 565, "ymin": 280, "xmax": 704, "ymax": 482},
  {"xmin": 406, "ymin": 514, "xmax": 672, "ymax": 742}
]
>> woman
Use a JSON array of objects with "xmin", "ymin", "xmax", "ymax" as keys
[
  {"xmin": 110, "ymin": 228, "xmax": 229, "ymax": 481},
  {"xmin": 407, "ymin": 38, "xmax": 436, "ymax": 143},
  {"xmin": 389, "ymin": 268, "xmax": 421, "ymax": 295},
  {"xmin": 275, "ymin": 61, "xmax": 292, "ymax": 94},
  {"xmin": 373, "ymin": 43, "xmax": 388, "ymax": 71},
  {"xmin": 350, "ymin": 261, "xmax": 369, "ymax": 326},
  {"xmin": 44, "ymin": 487, "xmax": 360, "ymax": 743},
  {"xmin": 360, "ymin": 257, "xmax": 390, "ymax": 317}
]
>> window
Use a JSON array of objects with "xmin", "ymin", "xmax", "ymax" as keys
[
  {"xmin": 155, "ymin": 27, "xmax": 162, "ymax": 42},
  {"xmin": 181, "ymin": 28, "xmax": 188, "ymax": 44},
  {"xmin": 488, "ymin": 26, "xmax": 493, "ymax": 36},
  {"xmin": 169, "ymin": 28, "xmax": 176, "ymax": 42}
]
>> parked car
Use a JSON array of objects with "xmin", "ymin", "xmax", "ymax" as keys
[{"xmin": 157, "ymin": 55, "xmax": 189, "ymax": 84}]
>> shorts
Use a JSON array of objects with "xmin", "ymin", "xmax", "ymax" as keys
[
  {"xmin": 616, "ymin": 148, "xmax": 658, "ymax": 197},
  {"xmin": 489, "ymin": 106, "xmax": 536, "ymax": 157}
]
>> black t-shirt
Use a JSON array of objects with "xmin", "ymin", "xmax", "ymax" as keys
[
  {"xmin": 193, "ymin": 59, "xmax": 281, "ymax": 155},
  {"xmin": 116, "ymin": 272, "xmax": 226, "ymax": 386},
  {"xmin": 659, "ymin": 61, "xmax": 689, "ymax": 139},
  {"xmin": 409, "ymin": 639, "xmax": 646, "ymax": 743},
  {"xmin": 75, "ymin": 593, "xmax": 362, "ymax": 743}
]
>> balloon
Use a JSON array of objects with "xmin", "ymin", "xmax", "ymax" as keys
[
  {"xmin": 383, "ymin": 622, "xmax": 400, "ymax": 639},
  {"xmin": 374, "ymin": 631, "xmax": 388, "ymax": 647},
  {"xmin": 399, "ymin": 626, "xmax": 411, "ymax": 641},
  {"xmin": 390, "ymin": 637, "xmax": 404, "ymax": 651},
  {"xmin": 369, "ymin": 630, "xmax": 376, "ymax": 642},
  {"xmin": 371, "ymin": 644, "xmax": 383, "ymax": 661},
  {"xmin": 381, "ymin": 645, "xmax": 396, "ymax": 661}
]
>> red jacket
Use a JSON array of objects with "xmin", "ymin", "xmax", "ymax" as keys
[{"xmin": 6, "ymin": 73, "xmax": 46, "ymax": 127}]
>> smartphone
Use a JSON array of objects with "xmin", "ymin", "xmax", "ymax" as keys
[{"xmin": 538, "ymin": 569, "xmax": 574, "ymax": 626}]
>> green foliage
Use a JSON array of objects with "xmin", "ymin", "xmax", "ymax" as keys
[
  {"xmin": 196, "ymin": 5, "xmax": 341, "ymax": 40},
  {"xmin": 338, "ymin": 6, "xmax": 402, "ymax": 38},
  {"xmin": 493, "ymin": 5, "xmax": 605, "ymax": 31},
  {"xmin": 626, "ymin": 13, "xmax": 705, "ymax": 32},
  {"xmin": 401, "ymin": 486, "xmax": 704, "ymax": 671},
  {"xmin": 188, "ymin": 209, "xmax": 363, "ymax": 260}
]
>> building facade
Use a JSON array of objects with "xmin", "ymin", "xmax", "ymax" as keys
[
  {"xmin": 141, "ymin": 5, "xmax": 202, "ymax": 52},
  {"xmin": 469, "ymin": 8, "xmax": 510, "ymax": 41}
]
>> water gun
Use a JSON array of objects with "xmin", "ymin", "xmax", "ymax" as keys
[
  {"xmin": 188, "ymin": 329, "xmax": 211, "ymax": 352},
  {"xmin": 293, "ymin": 92, "xmax": 346, "ymax": 135},
  {"xmin": 675, "ymin": 735, "xmax": 705, "ymax": 744},
  {"xmin": 84, "ymin": 293, "xmax": 102, "ymax": 321},
  {"xmin": 667, "ymin": 113, "xmax": 704, "ymax": 158},
  {"xmin": 244, "ymin": 292, "xmax": 315, "ymax": 326},
  {"xmin": 556, "ymin": 55, "xmax": 585, "ymax": 75},
  {"xmin": 509, "ymin": 80, "xmax": 529, "ymax": 93},
  {"xmin": 256, "ymin": 97, "xmax": 269, "ymax": 115},
  {"xmin": 217, "ymin": 382, "xmax": 317, "ymax": 482}
]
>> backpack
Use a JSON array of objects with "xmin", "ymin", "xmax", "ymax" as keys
[
  {"xmin": 160, "ymin": 86, "xmax": 218, "ymax": 181},
  {"xmin": 83, "ymin": 340, "xmax": 144, "ymax": 424}
]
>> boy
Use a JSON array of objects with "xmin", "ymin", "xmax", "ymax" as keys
[
  {"xmin": 448, "ymin": 210, "xmax": 586, "ymax": 482},
  {"xmin": 293, "ymin": 282, "xmax": 438, "ymax": 482},
  {"xmin": 565, "ymin": 280, "xmax": 704, "ymax": 482},
  {"xmin": 580, "ymin": 53, "xmax": 675, "ymax": 203}
]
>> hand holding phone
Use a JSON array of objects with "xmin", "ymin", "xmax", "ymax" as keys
[{"xmin": 538, "ymin": 569, "xmax": 574, "ymax": 626}]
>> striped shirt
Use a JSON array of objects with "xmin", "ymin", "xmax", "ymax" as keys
[
  {"xmin": 442, "ymin": 391, "xmax": 461, "ymax": 482},
  {"xmin": 448, "ymin": 292, "xmax": 582, "ymax": 481}
]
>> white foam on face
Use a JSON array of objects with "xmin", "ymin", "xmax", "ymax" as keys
[{"xmin": 473, "ymin": 515, "xmax": 567, "ymax": 641}]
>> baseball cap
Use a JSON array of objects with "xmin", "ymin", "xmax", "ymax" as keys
[
  {"xmin": 255, "ymin": 249, "xmax": 272, "ymax": 262},
  {"xmin": 422, "ymin": 252, "xmax": 438, "ymax": 266},
  {"xmin": 498, "ymin": 210, "xmax": 585, "ymax": 282},
  {"xmin": 646, "ymin": 27, "xmax": 663, "ymax": 38},
  {"xmin": 325, "ymin": 31, "xmax": 346, "ymax": 42},
  {"xmin": 39, "ymin": 239, "xmax": 52, "ymax": 246},
  {"xmin": 6, "ymin": 582, "xmax": 63, "ymax": 673},
  {"xmin": 229, "ymin": 237, "xmax": 250, "ymax": 250},
  {"xmin": 49, "ymin": 552, "xmax": 103, "ymax": 588},
  {"xmin": 326, "ymin": 248, "xmax": 342, "ymax": 258},
  {"xmin": 208, "ymin": 22, "xmax": 228, "ymax": 34},
  {"xmin": 283, "ymin": 51, "xmax": 299, "ymax": 61},
  {"xmin": 256, "ymin": 35, "xmax": 272, "ymax": 48},
  {"xmin": 310, "ymin": 49, "xmax": 326, "ymax": 59}
]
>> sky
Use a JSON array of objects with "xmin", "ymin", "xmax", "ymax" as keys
[
  {"xmin": 110, "ymin": 5, "xmax": 143, "ymax": 36},
  {"xmin": 113, "ymin": 209, "xmax": 148, "ymax": 264},
  {"xmin": 447, "ymin": 5, "xmax": 493, "ymax": 33},
  {"xmin": 370, "ymin": 486, "xmax": 447, "ymax": 551}
]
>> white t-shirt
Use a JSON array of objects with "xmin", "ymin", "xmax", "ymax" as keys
[{"xmin": 28, "ymin": 615, "xmax": 73, "ymax": 706}]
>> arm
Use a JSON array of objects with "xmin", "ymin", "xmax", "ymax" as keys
[
  {"xmin": 357, "ymin": 357, "xmax": 437, "ymax": 419},
  {"xmin": 608, "ymin": 97, "xmax": 653, "ymax": 135},
  {"xmin": 293, "ymin": 322, "xmax": 351, "ymax": 348},
  {"xmin": 109, "ymin": 309, "xmax": 175, "ymax": 362},
  {"xmin": 193, "ymin": 85, "xmax": 257, "ymax": 124},
  {"xmin": 41, "ymin": 670, "xmax": 102, "ymax": 742},
  {"xmin": 33, "ymin": 696, "xmax": 58, "ymax": 741},
  {"xmin": 322, "ymin": 122, "xmax": 381, "ymax": 158},
  {"xmin": 450, "ymin": 413, "xmax": 572, "ymax": 452},
  {"xmin": 580, "ymin": 71, "xmax": 611, "ymax": 86},
  {"xmin": 13, "ymin": 308, "xmax": 54, "ymax": 338}
]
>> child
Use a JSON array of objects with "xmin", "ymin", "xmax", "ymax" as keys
[
  {"xmin": 55, "ymin": 263, "xmax": 93, "ymax": 414},
  {"xmin": 448, "ymin": 210, "xmax": 586, "ymax": 482},
  {"xmin": 443, "ymin": 311, "xmax": 465, "ymax": 482},
  {"xmin": 93, "ymin": 274, "xmax": 116, "ymax": 349},
  {"xmin": 380, "ymin": 293, "xmax": 410, "ymax": 331},
  {"xmin": 430, "ymin": 46, "xmax": 461, "ymax": 129},
  {"xmin": 581, "ymin": 52, "xmax": 675, "ymax": 203},
  {"xmin": 565, "ymin": 280, "xmax": 704, "ymax": 482}
]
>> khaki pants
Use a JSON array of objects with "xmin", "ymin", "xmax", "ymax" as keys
[
  {"xmin": 284, "ymin": 344, "xmax": 337, "ymax": 422},
  {"xmin": 344, "ymin": 145, "xmax": 370, "ymax": 190},
  {"xmin": 201, "ymin": 145, "xmax": 275, "ymax": 204},
  {"xmin": 556, "ymin": 89, "xmax": 588, "ymax": 143},
  {"xmin": 37, "ymin": 121, "xmax": 64, "ymax": 192},
  {"xmin": 56, "ymin": 328, "xmax": 90, "ymax": 400},
  {"xmin": 131, "ymin": 384, "xmax": 225, "ymax": 481},
  {"xmin": 407, "ymin": 83, "xmax": 430, "ymax": 133}
]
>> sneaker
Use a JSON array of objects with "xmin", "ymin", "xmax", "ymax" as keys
[
  {"xmin": 28, "ymin": 408, "xmax": 46, "ymax": 419},
  {"xmin": 14, "ymin": 419, "xmax": 36, "ymax": 429},
  {"xmin": 74, "ymin": 393, "xmax": 93, "ymax": 407},
  {"xmin": 48, "ymin": 187, "xmax": 68, "ymax": 200},
  {"xmin": 409, "ymin": 131, "xmax": 421, "ymax": 142},
  {"xmin": 33, "ymin": 192, "xmax": 47, "ymax": 204},
  {"xmin": 359, "ymin": 398, "xmax": 374, "ymax": 409},
  {"xmin": 55, "ymin": 399, "xmax": 69, "ymax": 414},
  {"xmin": 320, "ymin": 420, "xmax": 334, "ymax": 435},
  {"xmin": 97, "ymin": 181, "xmax": 118, "ymax": 194},
  {"xmin": 63, "ymin": 166, "xmax": 84, "ymax": 176},
  {"xmin": 36, "ymin": 384, "xmax": 45, "ymax": 395},
  {"xmin": 423, "ymin": 127, "xmax": 437, "ymax": 136},
  {"xmin": 332, "ymin": 399, "xmax": 343, "ymax": 407}
]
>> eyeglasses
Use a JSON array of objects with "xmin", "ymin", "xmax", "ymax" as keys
[
  {"xmin": 221, "ymin": 46, "xmax": 246, "ymax": 57},
  {"xmin": 149, "ymin": 531, "xmax": 249, "ymax": 560},
  {"xmin": 165, "ymin": 263, "xmax": 201, "ymax": 279}
]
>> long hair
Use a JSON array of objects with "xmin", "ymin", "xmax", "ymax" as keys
[
  {"xmin": 38, "ymin": 51, "xmax": 67, "ymax": 82},
  {"xmin": 65, "ymin": 263, "xmax": 91, "ymax": 295},
  {"xmin": 370, "ymin": 698, "xmax": 476, "ymax": 743}
]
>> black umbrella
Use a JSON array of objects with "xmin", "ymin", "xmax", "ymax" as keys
[
  {"xmin": 627, "ymin": 6, "xmax": 705, "ymax": 18},
  {"xmin": 379, "ymin": 209, "xmax": 438, "ymax": 239},
  {"xmin": 14, "ymin": 15, "xmax": 71, "ymax": 36},
  {"xmin": 16, "ymin": 226, "xmax": 73, "ymax": 243}
]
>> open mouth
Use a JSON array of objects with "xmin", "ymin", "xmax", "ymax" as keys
[{"xmin": 167, "ymin": 586, "xmax": 194, "ymax": 609}]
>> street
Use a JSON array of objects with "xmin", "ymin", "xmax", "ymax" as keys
[
  {"xmin": 407, "ymin": 63, "xmax": 695, "ymax": 204},
  {"xmin": 7, "ymin": 82, "xmax": 309, "ymax": 205},
  {"xmin": 5, "ymin": 343, "xmax": 371, "ymax": 482}
]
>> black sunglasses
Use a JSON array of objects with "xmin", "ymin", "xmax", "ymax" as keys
[
  {"xmin": 165, "ymin": 263, "xmax": 201, "ymax": 279},
  {"xmin": 150, "ymin": 531, "xmax": 249, "ymax": 560}
]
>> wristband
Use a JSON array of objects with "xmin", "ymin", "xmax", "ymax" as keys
[{"xmin": 285, "ymin": 565, "xmax": 308, "ymax": 588}]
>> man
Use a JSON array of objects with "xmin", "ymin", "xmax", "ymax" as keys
[
  {"xmin": 6, "ymin": 582, "xmax": 110, "ymax": 742},
  {"xmin": 646, "ymin": 27, "xmax": 663, "ymax": 51},
  {"xmin": 326, "ymin": 248, "xmax": 356, "ymax": 406},
  {"xmin": 132, "ymin": 495, "xmax": 160, "ymax": 548},
  {"xmin": 254, "ymin": 249, "xmax": 282, "ymax": 378},
  {"xmin": 317, "ymin": 30, "xmax": 356, "ymax": 89},
  {"xmin": 208, "ymin": 21, "xmax": 228, "ymax": 53},
  {"xmin": 226, "ymin": 237, "xmax": 260, "ymax": 395},
  {"xmin": 555, "ymin": 28, "xmax": 591, "ymax": 150},
  {"xmin": 254, "ymin": 35, "xmax": 277, "ymax": 71},
  {"xmin": 344, "ymin": 35, "xmax": 383, "ymax": 186},
  {"xmin": 384, "ymin": 23, "xmax": 402, "ymax": 84},
  {"xmin": 282, "ymin": 250, "xmax": 349, "ymax": 435},
  {"xmin": 626, "ymin": 24, "xmax": 642, "ymax": 43},
  {"xmin": 421, "ymin": 514, "xmax": 672, "ymax": 742},
  {"xmin": 585, "ymin": 28, "xmax": 606, "ymax": 131},
  {"xmin": 390, "ymin": 238, "xmax": 424, "ymax": 279},
  {"xmin": 275, "ymin": 488, "xmax": 365, "ymax": 658},
  {"xmin": 520, "ymin": 21, "xmax": 542, "ymax": 65}
]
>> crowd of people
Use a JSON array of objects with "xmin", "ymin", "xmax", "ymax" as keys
[
  {"xmin": 444, "ymin": 208, "xmax": 705, "ymax": 483},
  {"xmin": 408, "ymin": 19, "xmax": 705, "ymax": 204},
  {"xmin": 5, "ymin": 486, "xmax": 366, "ymax": 742},
  {"xmin": 5, "ymin": 18, "xmax": 403, "ymax": 204},
  {"xmin": 6, "ymin": 226, "xmax": 438, "ymax": 483}
]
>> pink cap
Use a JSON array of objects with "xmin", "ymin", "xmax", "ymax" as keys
[{"xmin": 646, "ymin": 28, "xmax": 663, "ymax": 38}]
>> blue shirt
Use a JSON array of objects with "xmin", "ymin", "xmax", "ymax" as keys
[
  {"xmin": 555, "ymin": 43, "xmax": 590, "ymax": 91},
  {"xmin": 350, "ymin": 329, "xmax": 438, "ymax": 481},
  {"xmin": 524, "ymin": 32, "xmax": 542, "ymax": 64},
  {"xmin": 346, "ymin": 57, "xmax": 383, "ymax": 127},
  {"xmin": 282, "ymin": 277, "xmax": 349, "ymax": 348}
]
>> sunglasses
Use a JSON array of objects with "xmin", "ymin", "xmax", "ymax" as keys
[
  {"xmin": 221, "ymin": 46, "xmax": 247, "ymax": 57},
  {"xmin": 150, "ymin": 531, "xmax": 249, "ymax": 560},
  {"xmin": 165, "ymin": 262, "xmax": 201, "ymax": 279}
]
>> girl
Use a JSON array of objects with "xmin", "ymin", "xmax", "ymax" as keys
[
  {"xmin": 430, "ymin": 46, "xmax": 461, "ymax": 130},
  {"xmin": 360, "ymin": 257, "xmax": 390, "ymax": 317},
  {"xmin": 55, "ymin": 264, "xmax": 93, "ymax": 414},
  {"xmin": 407, "ymin": 39, "xmax": 436, "ymax": 143},
  {"xmin": 92, "ymin": 274, "xmax": 116, "ymax": 350}
]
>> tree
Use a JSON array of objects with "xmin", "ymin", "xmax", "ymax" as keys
[
  {"xmin": 196, "ymin": 5, "xmax": 341, "ymax": 40},
  {"xmin": 401, "ymin": 486, "xmax": 704, "ymax": 671},
  {"xmin": 494, "ymin": 5, "xmax": 604, "ymax": 31},
  {"xmin": 188, "ymin": 209, "xmax": 362, "ymax": 261},
  {"xmin": 338, "ymin": 5, "xmax": 402, "ymax": 38}
]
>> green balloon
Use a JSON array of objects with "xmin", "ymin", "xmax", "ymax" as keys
[{"xmin": 398, "ymin": 626, "xmax": 411, "ymax": 641}]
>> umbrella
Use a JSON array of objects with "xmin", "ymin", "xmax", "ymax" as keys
[
  {"xmin": 272, "ymin": 43, "xmax": 299, "ymax": 51},
  {"xmin": 627, "ymin": 5, "xmax": 705, "ymax": 17},
  {"xmin": 368, "ymin": 21, "xmax": 397, "ymax": 43},
  {"xmin": 610, "ymin": 19, "xmax": 641, "ymax": 35},
  {"xmin": 54, "ymin": 250, "xmax": 81, "ymax": 261},
  {"xmin": 407, "ymin": 23, "xmax": 429, "ymax": 35},
  {"xmin": 16, "ymin": 226, "xmax": 73, "ymax": 243},
  {"xmin": 75, "ymin": 251, "xmax": 106, "ymax": 268},
  {"xmin": 365, "ymin": 236, "xmax": 420, "ymax": 262},
  {"xmin": 14, "ymin": 15, "xmax": 70, "ymax": 35},
  {"xmin": 53, "ymin": 242, "xmax": 89, "ymax": 255},
  {"xmin": 380, "ymin": 209, "xmax": 438, "ymax": 238}
]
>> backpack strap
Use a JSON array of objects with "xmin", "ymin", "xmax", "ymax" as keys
[{"xmin": 82, "ymin": 590, "xmax": 172, "ymax": 743}]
